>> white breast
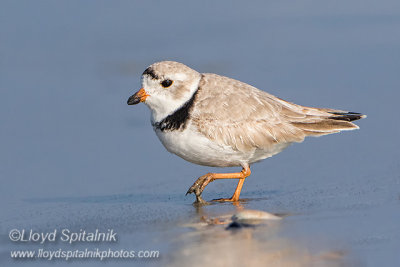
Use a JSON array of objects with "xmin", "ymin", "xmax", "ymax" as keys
[{"xmin": 153, "ymin": 123, "xmax": 289, "ymax": 167}]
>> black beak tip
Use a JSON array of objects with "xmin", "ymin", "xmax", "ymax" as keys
[{"xmin": 127, "ymin": 95, "xmax": 139, "ymax": 105}]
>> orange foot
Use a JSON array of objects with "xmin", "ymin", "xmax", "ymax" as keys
[{"xmin": 186, "ymin": 167, "xmax": 251, "ymax": 204}]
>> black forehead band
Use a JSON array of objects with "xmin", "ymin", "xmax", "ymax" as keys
[{"xmin": 142, "ymin": 67, "xmax": 159, "ymax": 80}]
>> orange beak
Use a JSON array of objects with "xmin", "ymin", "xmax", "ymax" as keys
[{"xmin": 127, "ymin": 88, "xmax": 149, "ymax": 105}]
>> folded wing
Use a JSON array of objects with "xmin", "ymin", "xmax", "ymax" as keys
[{"xmin": 191, "ymin": 74, "xmax": 365, "ymax": 152}]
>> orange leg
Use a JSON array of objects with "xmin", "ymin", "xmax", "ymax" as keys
[{"xmin": 186, "ymin": 166, "xmax": 251, "ymax": 204}]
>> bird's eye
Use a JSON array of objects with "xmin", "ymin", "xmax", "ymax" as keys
[{"xmin": 161, "ymin": 79, "xmax": 173, "ymax": 88}]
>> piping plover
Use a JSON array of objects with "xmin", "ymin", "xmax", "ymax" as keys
[{"xmin": 127, "ymin": 61, "xmax": 365, "ymax": 204}]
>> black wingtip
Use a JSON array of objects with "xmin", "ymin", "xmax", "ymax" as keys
[{"xmin": 328, "ymin": 111, "xmax": 366, "ymax": 122}]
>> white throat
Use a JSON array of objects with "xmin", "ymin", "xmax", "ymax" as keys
[{"xmin": 146, "ymin": 77, "xmax": 201, "ymax": 124}]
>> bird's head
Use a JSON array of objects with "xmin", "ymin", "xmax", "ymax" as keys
[{"xmin": 127, "ymin": 61, "xmax": 201, "ymax": 122}]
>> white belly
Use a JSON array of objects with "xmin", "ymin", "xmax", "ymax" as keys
[{"xmin": 154, "ymin": 124, "xmax": 289, "ymax": 167}]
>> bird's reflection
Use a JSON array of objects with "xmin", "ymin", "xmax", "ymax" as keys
[{"xmin": 169, "ymin": 202, "xmax": 348, "ymax": 267}]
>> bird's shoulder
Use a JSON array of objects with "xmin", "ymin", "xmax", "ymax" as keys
[{"xmin": 192, "ymin": 73, "xmax": 307, "ymax": 123}]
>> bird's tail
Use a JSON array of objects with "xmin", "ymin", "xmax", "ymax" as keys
[{"xmin": 291, "ymin": 109, "xmax": 366, "ymax": 137}]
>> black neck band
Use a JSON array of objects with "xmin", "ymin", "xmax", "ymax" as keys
[{"xmin": 152, "ymin": 88, "xmax": 200, "ymax": 132}]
